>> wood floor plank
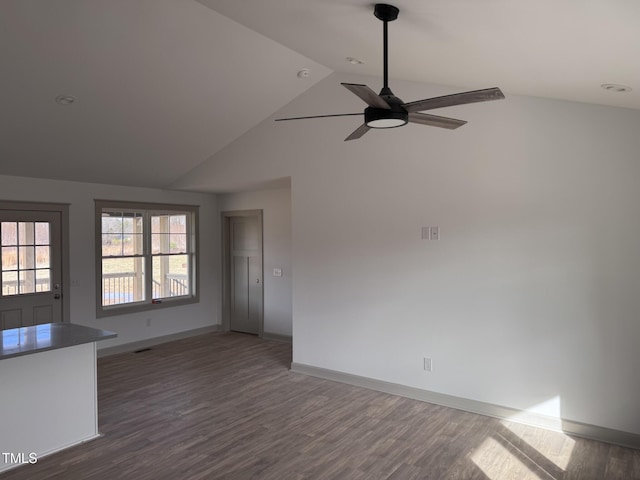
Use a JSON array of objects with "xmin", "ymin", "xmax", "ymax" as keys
[
  {"xmin": 603, "ymin": 445, "xmax": 640, "ymax": 480},
  {"xmin": 2, "ymin": 332, "xmax": 639, "ymax": 480}
]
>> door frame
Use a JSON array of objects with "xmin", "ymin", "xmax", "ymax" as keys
[
  {"xmin": 0, "ymin": 200, "xmax": 71, "ymax": 323},
  {"xmin": 221, "ymin": 209, "xmax": 264, "ymax": 336}
]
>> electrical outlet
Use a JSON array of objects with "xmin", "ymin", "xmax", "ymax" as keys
[{"xmin": 423, "ymin": 357, "xmax": 433, "ymax": 372}]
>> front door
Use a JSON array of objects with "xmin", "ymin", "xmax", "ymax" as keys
[
  {"xmin": 228, "ymin": 214, "xmax": 262, "ymax": 335},
  {"xmin": 0, "ymin": 210, "xmax": 63, "ymax": 329}
]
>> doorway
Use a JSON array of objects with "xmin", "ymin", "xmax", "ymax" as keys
[
  {"xmin": 222, "ymin": 210, "xmax": 263, "ymax": 336},
  {"xmin": 0, "ymin": 202, "xmax": 69, "ymax": 330}
]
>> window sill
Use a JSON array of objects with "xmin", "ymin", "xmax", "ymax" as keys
[{"xmin": 96, "ymin": 296, "xmax": 199, "ymax": 319}]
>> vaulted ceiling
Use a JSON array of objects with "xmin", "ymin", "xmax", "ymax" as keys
[
  {"xmin": 0, "ymin": 0, "xmax": 330, "ymax": 188},
  {"xmin": 1, "ymin": 0, "xmax": 638, "ymax": 189}
]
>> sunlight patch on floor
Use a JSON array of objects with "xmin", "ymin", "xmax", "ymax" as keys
[
  {"xmin": 471, "ymin": 437, "xmax": 551, "ymax": 480},
  {"xmin": 502, "ymin": 421, "xmax": 576, "ymax": 471},
  {"xmin": 502, "ymin": 396, "xmax": 575, "ymax": 470}
]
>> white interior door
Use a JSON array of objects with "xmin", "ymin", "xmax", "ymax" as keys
[
  {"xmin": 0, "ymin": 210, "xmax": 63, "ymax": 330},
  {"xmin": 229, "ymin": 215, "xmax": 262, "ymax": 335}
]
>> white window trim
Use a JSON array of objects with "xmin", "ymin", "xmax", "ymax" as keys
[{"xmin": 95, "ymin": 200, "xmax": 199, "ymax": 318}]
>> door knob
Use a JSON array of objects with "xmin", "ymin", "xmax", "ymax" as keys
[
  {"xmin": 256, "ymin": 278, "xmax": 260, "ymax": 284},
  {"xmin": 54, "ymin": 293, "xmax": 61, "ymax": 299}
]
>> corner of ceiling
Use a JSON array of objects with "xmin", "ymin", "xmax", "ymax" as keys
[{"xmin": 168, "ymin": 70, "xmax": 339, "ymax": 194}]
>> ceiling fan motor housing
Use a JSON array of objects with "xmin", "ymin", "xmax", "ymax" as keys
[
  {"xmin": 365, "ymin": 107, "xmax": 408, "ymax": 128},
  {"xmin": 365, "ymin": 88, "xmax": 408, "ymax": 128}
]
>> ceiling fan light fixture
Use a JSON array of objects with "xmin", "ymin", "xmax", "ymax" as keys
[
  {"xmin": 367, "ymin": 118, "xmax": 406, "ymax": 128},
  {"xmin": 365, "ymin": 107, "xmax": 407, "ymax": 128}
]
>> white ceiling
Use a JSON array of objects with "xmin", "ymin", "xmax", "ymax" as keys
[
  {"xmin": 201, "ymin": 0, "xmax": 640, "ymax": 110},
  {"xmin": 1, "ymin": 0, "xmax": 638, "ymax": 188}
]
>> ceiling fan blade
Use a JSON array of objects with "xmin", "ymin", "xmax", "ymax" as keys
[
  {"xmin": 275, "ymin": 113, "xmax": 363, "ymax": 121},
  {"xmin": 408, "ymin": 112, "xmax": 467, "ymax": 129},
  {"xmin": 341, "ymin": 83, "xmax": 391, "ymax": 109},
  {"xmin": 344, "ymin": 123, "xmax": 371, "ymax": 141},
  {"xmin": 402, "ymin": 87, "xmax": 505, "ymax": 113}
]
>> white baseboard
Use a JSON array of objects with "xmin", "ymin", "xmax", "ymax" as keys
[
  {"xmin": 97, "ymin": 325, "xmax": 220, "ymax": 358},
  {"xmin": 262, "ymin": 332, "xmax": 292, "ymax": 344},
  {"xmin": 290, "ymin": 362, "xmax": 640, "ymax": 450},
  {"xmin": 0, "ymin": 433, "xmax": 102, "ymax": 474}
]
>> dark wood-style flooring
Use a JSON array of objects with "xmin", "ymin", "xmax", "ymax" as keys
[{"xmin": 3, "ymin": 332, "xmax": 639, "ymax": 479}]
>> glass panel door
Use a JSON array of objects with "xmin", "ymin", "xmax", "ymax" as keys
[{"xmin": 0, "ymin": 210, "xmax": 62, "ymax": 330}]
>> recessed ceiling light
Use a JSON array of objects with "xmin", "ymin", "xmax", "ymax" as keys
[
  {"xmin": 600, "ymin": 84, "xmax": 632, "ymax": 93},
  {"xmin": 346, "ymin": 57, "xmax": 364, "ymax": 65},
  {"xmin": 55, "ymin": 95, "xmax": 76, "ymax": 105}
]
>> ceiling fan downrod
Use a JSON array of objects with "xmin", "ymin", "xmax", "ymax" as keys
[{"xmin": 374, "ymin": 4, "xmax": 399, "ymax": 95}]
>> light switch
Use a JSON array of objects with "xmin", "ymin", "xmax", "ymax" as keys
[
  {"xmin": 273, "ymin": 268, "xmax": 282, "ymax": 277},
  {"xmin": 429, "ymin": 226, "xmax": 439, "ymax": 240}
]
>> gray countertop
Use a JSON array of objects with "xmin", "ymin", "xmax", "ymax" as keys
[{"xmin": 0, "ymin": 323, "xmax": 117, "ymax": 361}]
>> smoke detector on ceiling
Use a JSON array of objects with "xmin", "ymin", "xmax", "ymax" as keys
[{"xmin": 297, "ymin": 69, "xmax": 311, "ymax": 79}]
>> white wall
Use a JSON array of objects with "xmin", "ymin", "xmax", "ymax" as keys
[
  {"xmin": 219, "ymin": 186, "xmax": 292, "ymax": 338},
  {"xmin": 175, "ymin": 72, "xmax": 640, "ymax": 435},
  {"xmin": 0, "ymin": 174, "xmax": 219, "ymax": 349}
]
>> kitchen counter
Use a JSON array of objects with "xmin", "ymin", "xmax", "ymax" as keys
[{"xmin": 0, "ymin": 322, "xmax": 116, "ymax": 361}]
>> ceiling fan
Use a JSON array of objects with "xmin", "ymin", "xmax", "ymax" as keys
[{"xmin": 276, "ymin": 3, "xmax": 505, "ymax": 141}]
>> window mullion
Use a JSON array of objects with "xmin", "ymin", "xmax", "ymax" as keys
[
  {"xmin": 187, "ymin": 213, "xmax": 193, "ymax": 294},
  {"xmin": 144, "ymin": 211, "xmax": 152, "ymax": 303}
]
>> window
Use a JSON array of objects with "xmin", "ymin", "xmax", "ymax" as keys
[
  {"xmin": 2, "ymin": 221, "xmax": 52, "ymax": 295},
  {"xmin": 96, "ymin": 200, "xmax": 198, "ymax": 317}
]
